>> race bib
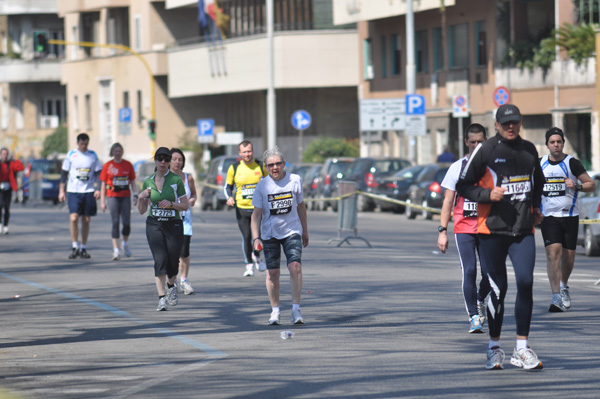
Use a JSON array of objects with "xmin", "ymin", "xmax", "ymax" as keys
[
  {"xmin": 268, "ymin": 191, "xmax": 293, "ymax": 215},
  {"xmin": 501, "ymin": 175, "xmax": 531, "ymax": 202},
  {"xmin": 543, "ymin": 177, "xmax": 566, "ymax": 197},
  {"xmin": 153, "ymin": 208, "xmax": 176, "ymax": 220},
  {"xmin": 76, "ymin": 168, "xmax": 91, "ymax": 181},
  {"xmin": 113, "ymin": 176, "xmax": 129, "ymax": 186},
  {"xmin": 240, "ymin": 183, "xmax": 257, "ymax": 200},
  {"xmin": 463, "ymin": 200, "xmax": 477, "ymax": 218}
]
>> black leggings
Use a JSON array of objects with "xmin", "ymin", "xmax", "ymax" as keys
[
  {"xmin": 0, "ymin": 189, "xmax": 12, "ymax": 226},
  {"xmin": 146, "ymin": 217, "xmax": 183, "ymax": 278},
  {"xmin": 478, "ymin": 234, "xmax": 536, "ymax": 338},
  {"xmin": 108, "ymin": 197, "xmax": 131, "ymax": 239},
  {"xmin": 235, "ymin": 206, "xmax": 254, "ymax": 264}
]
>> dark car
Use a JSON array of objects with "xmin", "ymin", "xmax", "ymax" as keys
[
  {"xmin": 200, "ymin": 155, "xmax": 240, "ymax": 210},
  {"xmin": 27, "ymin": 158, "xmax": 63, "ymax": 204},
  {"xmin": 373, "ymin": 164, "xmax": 441, "ymax": 213},
  {"xmin": 314, "ymin": 157, "xmax": 355, "ymax": 211},
  {"xmin": 336, "ymin": 157, "xmax": 411, "ymax": 212},
  {"xmin": 292, "ymin": 163, "xmax": 322, "ymax": 209},
  {"xmin": 406, "ymin": 166, "xmax": 450, "ymax": 220}
]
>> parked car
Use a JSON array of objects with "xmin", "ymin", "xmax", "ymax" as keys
[
  {"xmin": 292, "ymin": 163, "xmax": 322, "ymax": 209},
  {"xmin": 577, "ymin": 173, "xmax": 600, "ymax": 256},
  {"xmin": 200, "ymin": 155, "xmax": 240, "ymax": 210},
  {"xmin": 314, "ymin": 157, "xmax": 355, "ymax": 211},
  {"xmin": 335, "ymin": 157, "xmax": 411, "ymax": 212},
  {"xmin": 134, "ymin": 160, "xmax": 156, "ymax": 192},
  {"xmin": 26, "ymin": 158, "xmax": 63, "ymax": 204},
  {"xmin": 407, "ymin": 166, "xmax": 450, "ymax": 220},
  {"xmin": 373, "ymin": 164, "xmax": 441, "ymax": 213}
]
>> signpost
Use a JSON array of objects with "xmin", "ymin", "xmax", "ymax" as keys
[
  {"xmin": 493, "ymin": 86, "xmax": 511, "ymax": 107},
  {"xmin": 452, "ymin": 95, "xmax": 470, "ymax": 158},
  {"xmin": 359, "ymin": 98, "xmax": 406, "ymax": 131},
  {"xmin": 197, "ymin": 119, "xmax": 215, "ymax": 144},
  {"xmin": 118, "ymin": 107, "xmax": 132, "ymax": 135},
  {"xmin": 291, "ymin": 110, "xmax": 311, "ymax": 160},
  {"xmin": 405, "ymin": 94, "xmax": 426, "ymax": 136}
]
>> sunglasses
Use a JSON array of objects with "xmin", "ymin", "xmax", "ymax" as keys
[
  {"xmin": 267, "ymin": 161, "xmax": 283, "ymax": 168},
  {"xmin": 156, "ymin": 155, "xmax": 171, "ymax": 162}
]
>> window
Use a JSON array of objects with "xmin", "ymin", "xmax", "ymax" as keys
[
  {"xmin": 71, "ymin": 26, "xmax": 78, "ymax": 59},
  {"xmin": 416, "ymin": 30, "xmax": 429, "ymax": 73},
  {"xmin": 449, "ymin": 23, "xmax": 468, "ymax": 68},
  {"xmin": 433, "ymin": 27, "xmax": 444, "ymax": 70},
  {"xmin": 475, "ymin": 21, "xmax": 487, "ymax": 66},
  {"xmin": 137, "ymin": 90, "xmax": 143, "ymax": 125},
  {"xmin": 134, "ymin": 15, "xmax": 142, "ymax": 52},
  {"xmin": 391, "ymin": 34, "xmax": 401, "ymax": 75},
  {"xmin": 364, "ymin": 39, "xmax": 373, "ymax": 80},
  {"xmin": 73, "ymin": 95, "xmax": 80, "ymax": 131},
  {"xmin": 123, "ymin": 91, "xmax": 129, "ymax": 108},
  {"xmin": 85, "ymin": 94, "xmax": 92, "ymax": 130},
  {"xmin": 381, "ymin": 36, "xmax": 387, "ymax": 78}
]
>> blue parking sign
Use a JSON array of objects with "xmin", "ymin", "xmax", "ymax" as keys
[
  {"xmin": 119, "ymin": 108, "xmax": 132, "ymax": 122},
  {"xmin": 405, "ymin": 94, "xmax": 426, "ymax": 115},
  {"xmin": 197, "ymin": 119, "xmax": 215, "ymax": 143}
]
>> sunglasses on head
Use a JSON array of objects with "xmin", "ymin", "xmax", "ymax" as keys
[
  {"xmin": 156, "ymin": 155, "xmax": 171, "ymax": 162},
  {"xmin": 267, "ymin": 161, "xmax": 283, "ymax": 168}
]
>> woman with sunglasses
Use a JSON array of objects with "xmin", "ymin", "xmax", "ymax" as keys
[
  {"xmin": 137, "ymin": 147, "xmax": 189, "ymax": 311},
  {"xmin": 100, "ymin": 142, "xmax": 138, "ymax": 260},
  {"xmin": 169, "ymin": 148, "xmax": 197, "ymax": 295}
]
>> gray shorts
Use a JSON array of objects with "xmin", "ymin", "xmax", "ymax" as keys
[{"xmin": 263, "ymin": 233, "xmax": 302, "ymax": 270}]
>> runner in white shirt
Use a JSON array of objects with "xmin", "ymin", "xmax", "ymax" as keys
[
  {"xmin": 59, "ymin": 133, "xmax": 103, "ymax": 259},
  {"xmin": 251, "ymin": 147, "xmax": 309, "ymax": 326}
]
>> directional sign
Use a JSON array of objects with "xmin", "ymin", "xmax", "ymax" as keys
[
  {"xmin": 291, "ymin": 110, "xmax": 311, "ymax": 131},
  {"xmin": 405, "ymin": 94, "xmax": 426, "ymax": 115},
  {"xmin": 452, "ymin": 95, "xmax": 469, "ymax": 118},
  {"xmin": 197, "ymin": 119, "xmax": 215, "ymax": 144},
  {"xmin": 359, "ymin": 98, "xmax": 406, "ymax": 131},
  {"xmin": 118, "ymin": 107, "xmax": 132, "ymax": 135},
  {"xmin": 405, "ymin": 115, "xmax": 427, "ymax": 136},
  {"xmin": 493, "ymin": 86, "xmax": 511, "ymax": 107}
]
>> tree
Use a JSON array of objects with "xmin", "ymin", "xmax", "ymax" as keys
[
  {"xmin": 302, "ymin": 137, "xmax": 359, "ymax": 163},
  {"xmin": 41, "ymin": 126, "xmax": 68, "ymax": 158}
]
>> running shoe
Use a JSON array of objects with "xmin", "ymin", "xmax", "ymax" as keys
[
  {"xmin": 477, "ymin": 300, "xmax": 487, "ymax": 326},
  {"xmin": 268, "ymin": 310, "xmax": 280, "ymax": 325},
  {"xmin": 68, "ymin": 248, "xmax": 80, "ymax": 259},
  {"xmin": 560, "ymin": 286, "xmax": 571, "ymax": 309},
  {"xmin": 80, "ymin": 249, "xmax": 91, "ymax": 259},
  {"xmin": 156, "ymin": 297, "xmax": 167, "ymax": 311},
  {"xmin": 112, "ymin": 251, "xmax": 120, "ymax": 261},
  {"xmin": 291, "ymin": 308, "xmax": 304, "ymax": 325},
  {"xmin": 510, "ymin": 347, "xmax": 543, "ymax": 370},
  {"xmin": 486, "ymin": 346, "xmax": 505, "ymax": 370},
  {"xmin": 123, "ymin": 245, "xmax": 132, "ymax": 258},
  {"xmin": 549, "ymin": 295, "xmax": 566, "ymax": 312},
  {"xmin": 180, "ymin": 280, "xmax": 195, "ymax": 295},
  {"xmin": 243, "ymin": 264, "xmax": 254, "ymax": 277},
  {"xmin": 166, "ymin": 286, "xmax": 178, "ymax": 306},
  {"xmin": 469, "ymin": 315, "xmax": 483, "ymax": 334}
]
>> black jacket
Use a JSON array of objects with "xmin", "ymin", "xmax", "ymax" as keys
[{"xmin": 456, "ymin": 133, "xmax": 544, "ymax": 236}]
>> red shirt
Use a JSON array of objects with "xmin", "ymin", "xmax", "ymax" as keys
[{"xmin": 100, "ymin": 159, "xmax": 136, "ymax": 197}]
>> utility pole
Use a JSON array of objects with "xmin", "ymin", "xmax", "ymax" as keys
[
  {"xmin": 266, "ymin": 0, "xmax": 276, "ymax": 150},
  {"xmin": 405, "ymin": 0, "xmax": 417, "ymax": 163}
]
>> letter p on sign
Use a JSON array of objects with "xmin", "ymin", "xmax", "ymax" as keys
[{"xmin": 406, "ymin": 94, "xmax": 426, "ymax": 115}]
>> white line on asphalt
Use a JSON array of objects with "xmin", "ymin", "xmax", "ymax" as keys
[{"xmin": 0, "ymin": 271, "xmax": 228, "ymax": 358}]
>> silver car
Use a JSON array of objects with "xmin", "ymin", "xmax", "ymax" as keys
[{"xmin": 577, "ymin": 173, "xmax": 600, "ymax": 256}]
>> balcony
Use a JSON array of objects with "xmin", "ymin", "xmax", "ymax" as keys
[
  {"xmin": 495, "ymin": 58, "xmax": 596, "ymax": 90},
  {"xmin": 0, "ymin": 58, "xmax": 62, "ymax": 83},
  {"xmin": 58, "ymin": 0, "xmax": 130, "ymax": 15},
  {"xmin": 167, "ymin": 30, "xmax": 358, "ymax": 98},
  {"xmin": 0, "ymin": 0, "xmax": 57, "ymax": 14}
]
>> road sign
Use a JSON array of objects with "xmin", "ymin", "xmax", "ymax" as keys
[
  {"xmin": 405, "ymin": 115, "xmax": 427, "ymax": 136},
  {"xmin": 493, "ymin": 86, "xmax": 511, "ymax": 107},
  {"xmin": 359, "ymin": 98, "xmax": 406, "ymax": 131},
  {"xmin": 291, "ymin": 110, "xmax": 311, "ymax": 131},
  {"xmin": 452, "ymin": 95, "xmax": 469, "ymax": 118},
  {"xmin": 197, "ymin": 119, "xmax": 215, "ymax": 144},
  {"xmin": 118, "ymin": 107, "xmax": 132, "ymax": 135},
  {"xmin": 216, "ymin": 132, "xmax": 244, "ymax": 145},
  {"xmin": 405, "ymin": 94, "xmax": 426, "ymax": 115}
]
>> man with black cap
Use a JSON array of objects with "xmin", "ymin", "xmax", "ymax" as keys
[
  {"xmin": 540, "ymin": 127, "xmax": 595, "ymax": 312},
  {"xmin": 457, "ymin": 104, "xmax": 545, "ymax": 370}
]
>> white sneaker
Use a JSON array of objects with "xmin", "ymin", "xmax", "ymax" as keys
[
  {"xmin": 180, "ymin": 280, "xmax": 195, "ymax": 295},
  {"xmin": 1, "ymin": 225, "xmax": 8, "ymax": 235},
  {"xmin": 156, "ymin": 297, "xmax": 167, "ymax": 311},
  {"xmin": 243, "ymin": 264, "xmax": 254, "ymax": 277},
  {"xmin": 291, "ymin": 308, "xmax": 304, "ymax": 324},
  {"xmin": 123, "ymin": 245, "xmax": 132, "ymax": 258},
  {"xmin": 268, "ymin": 310, "xmax": 280, "ymax": 325},
  {"xmin": 112, "ymin": 251, "xmax": 120, "ymax": 261},
  {"xmin": 510, "ymin": 347, "xmax": 543, "ymax": 370},
  {"xmin": 166, "ymin": 286, "xmax": 178, "ymax": 306}
]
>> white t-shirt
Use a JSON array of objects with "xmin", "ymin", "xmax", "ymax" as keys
[
  {"xmin": 252, "ymin": 172, "xmax": 304, "ymax": 240},
  {"xmin": 62, "ymin": 149, "xmax": 103, "ymax": 193}
]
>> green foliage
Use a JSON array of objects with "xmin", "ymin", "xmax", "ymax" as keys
[
  {"xmin": 41, "ymin": 126, "xmax": 68, "ymax": 158},
  {"xmin": 178, "ymin": 129, "xmax": 206, "ymax": 174},
  {"xmin": 302, "ymin": 137, "xmax": 359, "ymax": 163},
  {"xmin": 554, "ymin": 23, "xmax": 595, "ymax": 66}
]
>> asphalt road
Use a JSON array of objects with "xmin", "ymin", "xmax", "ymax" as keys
[{"xmin": 1, "ymin": 202, "xmax": 600, "ymax": 399}]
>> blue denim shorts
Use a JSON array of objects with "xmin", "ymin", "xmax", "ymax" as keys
[
  {"xmin": 263, "ymin": 233, "xmax": 302, "ymax": 269},
  {"xmin": 67, "ymin": 192, "xmax": 97, "ymax": 216}
]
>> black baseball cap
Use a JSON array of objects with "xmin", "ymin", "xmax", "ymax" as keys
[
  {"xmin": 496, "ymin": 104, "xmax": 522, "ymax": 125},
  {"xmin": 154, "ymin": 147, "xmax": 172, "ymax": 159},
  {"xmin": 545, "ymin": 127, "xmax": 565, "ymax": 144}
]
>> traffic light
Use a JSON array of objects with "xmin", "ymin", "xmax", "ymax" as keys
[
  {"xmin": 148, "ymin": 119, "xmax": 156, "ymax": 140},
  {"xmin": 33, "ymin": 31, "xmax": 48, "ymax": 55}
]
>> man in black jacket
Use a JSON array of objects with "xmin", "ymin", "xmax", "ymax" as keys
[{"xmin": 457, "ymin": 104, "xmax": 544, "ymax": 371}]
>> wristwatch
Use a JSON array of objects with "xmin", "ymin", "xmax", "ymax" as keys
[
  {"xmin": 438, "ymin": 226, "xmax": 447, "ymax": 233},
  {"xmin": 575, "ymin": 183, "xmax": 583, "ymax": 191}
]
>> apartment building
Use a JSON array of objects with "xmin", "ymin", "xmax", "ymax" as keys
[
  {"xmin": 336, "ymin": 0, "xmax": 599, "ymax": 170},
  {"xmin": 57, "ymin": 0, "xmax": 359, "ymax": 164},
  {"xmin": 0, "ymin": 0, "xmax": 65, "ymax": 158}
]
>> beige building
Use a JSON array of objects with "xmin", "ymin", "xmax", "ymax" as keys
[
  {"xmin": 335, "ymin": 0, "xmax": 599, "ymax": 170},
  {"xmin": 0, "ymin": 0, "xmax": 65, "ymax": 158},
  {"xmin": 57, "ymin": 0, "xmax": 360, "ymax": 165}
]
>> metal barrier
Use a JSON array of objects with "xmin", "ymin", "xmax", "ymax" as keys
[{"xmin": 327, "ymin": 181, "xmax": 371, "ymax": 247}]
